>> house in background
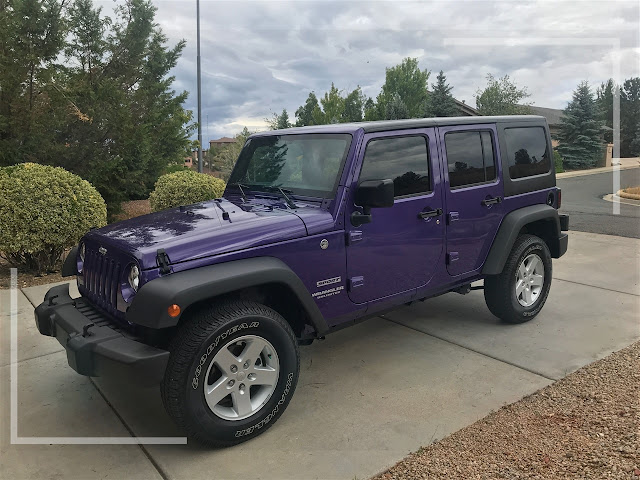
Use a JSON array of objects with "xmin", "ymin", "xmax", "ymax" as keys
[
  {"xmin": 209, "ymin": 136, "xmax": 237, "ymax": 152},
  {"xmin": 527, "ymin": 106, "xmax": 563, "ymax": 147}
]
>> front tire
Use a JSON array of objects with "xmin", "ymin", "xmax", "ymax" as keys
[
  {"xmin": 161, "ymin": 300, "xmax": 300, "ymax": 447},
  {"xmin": 484, "ymin": 234, "xmax": 552, "ymax": 324}
]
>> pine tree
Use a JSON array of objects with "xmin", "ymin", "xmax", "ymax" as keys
[
  {"xmin": 425, "ymin": 71, "xmax": 457, "ymax": 117},
  {"xmin": 630, "ymin": 122, "xmax": 640, "ymax": 157},
  {"xmin": 596, "ymin": 79, "xmax": 615, "ymax": 144},
  {"xmin": 621, "ymin": 77, "xmax": 640, "ymax": 157},
  {"xmin": 385, "ymin": 93, "xmax": 409, "ymax": 120},
  {"xmin": 275, "ymin": 109, "xmax": 292, "ymax": 129},
  {"xmin": 295, "ymin": 92, "xmax": 321, "ymax": 126},
  {"xmin": 556, "ymin": 81, "xmax": 604, "ymax": 169}
]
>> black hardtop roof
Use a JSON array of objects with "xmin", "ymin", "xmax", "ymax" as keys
[{"xmin": 254, "ymin": 115, "xmax": 548, "ymax": 137}]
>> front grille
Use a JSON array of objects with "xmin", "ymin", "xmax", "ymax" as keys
[{"xmin": 81, "ymin": 247, "xmax": 122, "ymax": 317}]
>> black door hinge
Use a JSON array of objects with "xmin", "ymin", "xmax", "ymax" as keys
[{"xmin": 156, "ymin": 248, "xmax": 172, "ymax": 274}]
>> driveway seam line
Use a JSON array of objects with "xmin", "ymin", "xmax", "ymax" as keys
[
  {"xmin": 382, "ymin": 317, "xmax": 557, "ymax": 381},
  {"xmin": 89, "ymin": 378, "xmax": 171, "ymax": 480},
  {"xmin": 0, "ymin": 349, "xmax": 64, "ymax": 367},
  {"xmin": 554, "ymin": 277, "xmax": 639, "ymax": 297}
]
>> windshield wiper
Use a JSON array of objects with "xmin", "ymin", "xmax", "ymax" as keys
[
  {"xmin": 228, "ymin": 182, "xmax": 248, "ymax": 203},
  {"xmin": 259, "ymin": 186, "xmax": 298, "ymax": 209}
]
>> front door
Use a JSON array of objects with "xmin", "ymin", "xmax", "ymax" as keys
[
  {"xmin": 346, "ymin": 130, "xmax": 445, "ymax": 304},
  {"xmin": 439, "ymin": 124, "xmax": 504, "ymax": 276}
]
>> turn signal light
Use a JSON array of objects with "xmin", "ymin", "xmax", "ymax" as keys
[{"xmin": 167, "ymin": 304, "xmax": 181, "ymax": 317}]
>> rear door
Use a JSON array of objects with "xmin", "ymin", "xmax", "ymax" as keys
[
  {"xmin": 346, "ymin": 129, "xmax": 445, "ymax": 304},
  {"xmin": 440, "ymin": 124, "xmax": 504, "ymax": 276}
]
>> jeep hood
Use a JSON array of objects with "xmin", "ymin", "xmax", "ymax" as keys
[{"xmin": 85, "ymin": 198, "xmax": 331, "ymax": 268}]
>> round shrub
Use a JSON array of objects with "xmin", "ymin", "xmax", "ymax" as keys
[
  {"xmin": 0, "ymin": 163, "xmax": 107, "ymax": 273},
  {"xmin": 149, "ymin": 170, "xmax": 226, "ymax": 212}
]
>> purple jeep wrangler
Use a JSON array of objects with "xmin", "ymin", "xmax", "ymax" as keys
[{"xmin": 36, "ymin": 116, "xmax": 568, "ymax": 446}]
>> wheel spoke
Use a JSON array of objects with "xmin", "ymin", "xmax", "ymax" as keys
[
  {"xmin": 528, "ymin": 255, "xmax": 540, "ymax": 274},
  {"xmin": 214, "ymin": 347, "xmax": 240, "ymax": 375},
  {"xmin": 523, "ymin": 287, "xmax": 533, "ymax": 305},
  {"xmin": 239, "ymin": 338, "xmax": 266, "ymax": 364},
  {"xmin": 205, "ymin": 376, "xmax": 231, "ymax": 409},
  {"xmin": 530, "ymin": 274, "xmax": 544, "ymax": 287},
  {"xmin": 252, "ymin": 367, "xmax": 278, "ymax": 386},
  {"xmin": 231, "ymin": 390, "xmax": 253, "ymax": 417},
  {"xmin": 515, "ymin": 280, "xmax": 526, "ymax": 297},
  {"xmin": 518, "ymin": 261, "xmax": 527, "ymax": 280}
]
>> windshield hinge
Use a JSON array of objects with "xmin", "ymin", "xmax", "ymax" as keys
[{"xmin": 156, "ymin": 248, "xmax": 172, "ymax": 274}]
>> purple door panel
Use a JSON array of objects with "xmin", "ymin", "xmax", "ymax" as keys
[
  {"xmin": 439, "ymin": 124, "xmax": 505, "ymax": 277},
  {"xmin": 345, "ymin": 129, "xmax": 445, "ymax": 304}
]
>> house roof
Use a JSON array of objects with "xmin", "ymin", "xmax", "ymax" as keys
[
  {"xmin": 210, "ymin": 136, "xmax": 236, "ymax": 144},
  {"xmin": 527, "ymin": 106, "xmax": 563, "ymax": 126}
]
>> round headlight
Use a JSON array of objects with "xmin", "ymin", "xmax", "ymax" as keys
[
  {"xmin": 128, "ymin": 265, "xmax": 140, "ymax": 291},
  {"xmin": 79, "ymin": 242, "xmax": 86, "ymax": 262}
]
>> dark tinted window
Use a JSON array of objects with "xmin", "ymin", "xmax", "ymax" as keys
[
  {"xmin": 504, "ymin": 127, "xmax": 550, "ymax": 179},
  {"xmin": 445, "ymin": 131, "xmax": 496, "ymax": 188},
  {"xmin": 360, "ymin": 136, "xmax": 430, "ymax": 197}
]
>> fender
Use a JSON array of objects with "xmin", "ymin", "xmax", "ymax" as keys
[
  {"xmin": 126, "ymin": 256, "xmax": 329, "ymax": 334},
  {"xmin": 482, "ymin": 204, "xmax": 564, "ymax": 275}
]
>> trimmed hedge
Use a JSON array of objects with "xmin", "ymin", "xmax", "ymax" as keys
[
  {"xmin": 0, "ymin": 163, "xmax": 107, "ymax": 273},
  {"xmin": 149, "ymin": 170, "xmax": 226, "ymax": 212}
]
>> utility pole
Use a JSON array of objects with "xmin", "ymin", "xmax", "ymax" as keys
[{"xmin": 196, "ymin": 0, "xmax": 203, "ymax": 173}]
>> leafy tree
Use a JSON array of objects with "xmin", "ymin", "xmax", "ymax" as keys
[
  {"xmin": 425, "ymin": 70, "xmax": 457, "ymax": 117},
  {"xmin": 596, "ymin": 79, "xmax": 615, "ymax": 144},
  {"xmin": 320, "ymin": 83, "xmax": 344, "ymax": 124},
  {"xmin": 475, "ymin": 74, "xmax": 532, "ymax": 115},
  {"xmin": 363, "ymin": 97, "xmax": 377, "ymax": 121},
  {"xmin": 295, "ymin": 92, "xmax": 321, "ymax": 126},
  {"xmin": 385, "ymin": 93, "xmax": 409, "ymax": 120},
  {"xmin": 377, "ymin": 57, "xmax": 429, "ymax": 119},
  {"xmin": 213, "ymin": 127, "xmax": 251, "ymax": 180},
  {"xmin": 342, "ymin": 86, "xmax": 365, "ymax": 122},
  {"xmin": 621, "ymin": 77, "xmax": 640, "ymax": 157},
  {"xmin": 556, "ymin": 81, "xmax": 604, "ymax": 169}
]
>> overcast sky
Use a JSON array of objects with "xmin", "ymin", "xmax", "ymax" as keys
[{"xmin": 101, "ymin": 0, "xmax": 639, "ymax": 140}]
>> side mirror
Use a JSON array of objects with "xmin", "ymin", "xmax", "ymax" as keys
[{"xmin": 351, "ymin": 179, "xmax": 394, "ymax": 227}]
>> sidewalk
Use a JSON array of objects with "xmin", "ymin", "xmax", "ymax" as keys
[
  {"xmin": 1, "ymin": 231, "xmax": 639, "ymax": 480},
  {"xmin": 557, "ymin": 157, "xmax": 640, "ymax": 179}
]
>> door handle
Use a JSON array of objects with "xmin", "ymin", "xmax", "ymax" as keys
[
  {"xmin": 418, "ymin": 208, "xmax": 443, "ymax": 219},
  {"xmin": 481, "ymin": 196, "xmax": 502, "ymax": 206}
]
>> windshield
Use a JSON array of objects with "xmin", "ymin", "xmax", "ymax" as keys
[{"xmin": 228, "ymin": 133, "xmax": 352, "ymax": 198}]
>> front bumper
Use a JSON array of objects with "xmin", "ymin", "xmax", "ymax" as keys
[{"xmin": 34, "ymin": 284, "xmax": 169, "ymax": 385}]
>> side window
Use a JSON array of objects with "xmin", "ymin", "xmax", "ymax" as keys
[
  {"xmin": 445, "ymin": 131, "xmax": 496, "ymax": 188},
  {"xmin": 504, "ymin": 127, "xmax": 550, "ymax": 179},
  {"xmin": 360, "ymin": 136, "xmax": 430, "ymax": 197}
]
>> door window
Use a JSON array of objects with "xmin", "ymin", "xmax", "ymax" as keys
[
  {"xmin": 445, "ymin": 131, "xmax": 496, "ymax": 188},
  {"xmin": 359, "ymin": 136, "xmax": 430, "ymax": 197}
]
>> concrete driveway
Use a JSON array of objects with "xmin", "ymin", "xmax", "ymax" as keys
[{"xmin": 1, "ymin": 231, "xmax": 639, "ymax": 480}]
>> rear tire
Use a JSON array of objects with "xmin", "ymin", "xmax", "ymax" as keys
[
  {"xmin": 161, "ymin": 300, "xmax": 300, "ymax": 447},
  {"xmin": 484, "ymin": 234, "xmax": 552, "ymax": 324}
]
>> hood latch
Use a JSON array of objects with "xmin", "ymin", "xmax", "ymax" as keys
[{"xmin": 156, "ymin": 248, "xmax": 172, "ymax": 275}]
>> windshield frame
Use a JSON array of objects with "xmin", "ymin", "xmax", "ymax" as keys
[{"xmin": 228, "ymin": 133, "xmax": 353, "ymax": 199}]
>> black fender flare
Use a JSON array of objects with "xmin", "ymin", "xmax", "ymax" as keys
[
  {"xmin": 126, "ymin": 256, "xmax": 328, "ymax": 335},
  {"xmin": 482, "ymin": 204, "xmax": 563, "ymax": 275}
]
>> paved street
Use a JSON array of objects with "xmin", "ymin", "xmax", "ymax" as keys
[
  {"xmin": 558, "ymin": 167, "xmax": 640, "ymax": 238},
  {"xmin": 1, "ymin": 230, "xmax": 638, "ymax": 480}
]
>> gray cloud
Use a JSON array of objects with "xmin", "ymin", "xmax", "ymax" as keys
[{"xmin": 99, "ymin": 0, "xmax": 640, "ymax": 139}]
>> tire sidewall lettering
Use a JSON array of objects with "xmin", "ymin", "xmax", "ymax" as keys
[{"xmin": 191, "ymin": 321, "xmax": 260, "ymax": 390}]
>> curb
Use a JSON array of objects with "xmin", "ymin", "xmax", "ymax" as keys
[
  {"xmin": 557, "ymin": 164, "xmax": 640, "ymax": 179},
  {"xmin": 602, "ymin": 193, "xmax": 640, "ymax": 207}
]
